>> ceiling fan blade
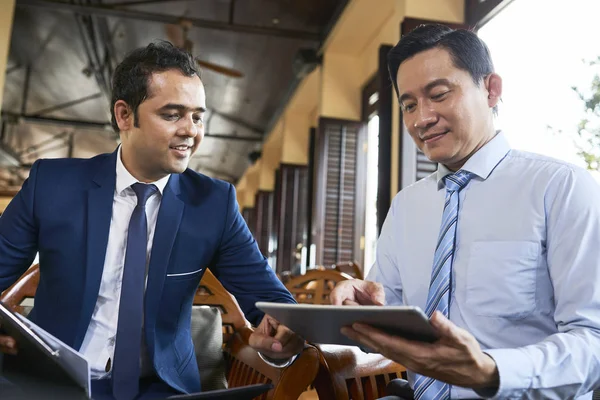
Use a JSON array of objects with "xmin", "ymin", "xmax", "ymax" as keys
[{"xmin": 196, "ymin": 59, "xmax": 244, "ymax": 78}]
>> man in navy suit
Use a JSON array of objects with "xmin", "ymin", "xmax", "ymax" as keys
[{"xmin": 0, "ymin": 41, "xmax": 304, "ymax": 399}]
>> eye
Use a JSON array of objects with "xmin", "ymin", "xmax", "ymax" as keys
[
  {"xmin": 403, "ymin": 103, "xmax": 416, "ymax": 113},
  {"xmin": 162, "ymin": 113, "xmax": 180, "ymax": 121},
  {"xmin": 431, "ymin": 91, "xmax": 450, "ymax": 101},
  {"xmin": 193, "ymin": 115, "xmax": 204, "ymax": 124}
]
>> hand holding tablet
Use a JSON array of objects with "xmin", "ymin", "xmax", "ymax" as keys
[{"xmin": 256, "ymin": 302, "xmax": 438, "ymax": 347}]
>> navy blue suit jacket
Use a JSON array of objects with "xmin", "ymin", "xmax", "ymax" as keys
[{"xmin": 0, "ymin": 150, "xmax": 295, "ymax": 393}]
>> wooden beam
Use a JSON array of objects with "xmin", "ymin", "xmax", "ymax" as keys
[
  {"xmin": 18, "ymin": 0, "xmax": 321, "ymax": 41},
  {"xmin": 465, "ymin": 0, "xmax": 515, "ymax": 29}
]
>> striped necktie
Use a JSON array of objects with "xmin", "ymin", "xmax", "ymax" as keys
[{"xmin": 413, "ymin": 170, "xmax": 474, "ymax": 400}]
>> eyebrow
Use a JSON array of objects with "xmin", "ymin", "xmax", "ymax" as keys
[
  {"xmin": 398, "ymin": 78, "xmax": 453, "ymax": 104},
  {"xmin": 158, "ymin": 103, "xmax": 206, "ymax": 113}
]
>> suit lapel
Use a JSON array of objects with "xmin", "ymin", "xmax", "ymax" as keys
[
  {"xmin": 74, "ymin": 150, "xmax": 118, "ymax": 350},
  {"xmin": 144, "ymin": 174, "xmax": 184, "ymax": 355}
]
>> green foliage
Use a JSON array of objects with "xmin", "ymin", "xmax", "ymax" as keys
[{"xmin": 575, "ymin": 57, "xmax": 600, "ymax": 170}]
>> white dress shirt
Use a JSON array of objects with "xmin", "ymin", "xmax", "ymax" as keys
[
  {"xmin": 367, "ymin": 132, "xmax": 600, "ymax": 399},
  {"xmin": 78, "ymin": 147, "xmax": 170, "ymax": 379}
]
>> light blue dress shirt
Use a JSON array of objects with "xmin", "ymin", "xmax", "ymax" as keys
[{"xmin": 367, "ymin": 132, "xmax": 600, "ymax": 399}]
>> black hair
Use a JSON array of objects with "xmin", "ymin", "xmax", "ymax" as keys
[
  {"xmin": 110, "ymin": 40, "xmax": 200, "ymax": 132},
  {"xmin": 387, "ymin": 24, "xmax": 495, "ymax": 97}
]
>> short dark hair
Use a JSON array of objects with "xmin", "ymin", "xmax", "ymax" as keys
[
  {"xmin": 110, "ymin": 41, "xmax": 200, "ymax": 132},
  {"xmin": 387, "ymin": 24, "xmax": 495, "ymax": 97}
]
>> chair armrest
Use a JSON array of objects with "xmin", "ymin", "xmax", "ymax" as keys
[
  {"xmin": 224, "ymin": 326, "xmax": 320, "ymax": 400},
  {"xmin": 0, "ymin": 264, "xmax": 40, "ymax": 314},
  {"xmin": 313, "ymin": 344, "xmax": 407, "ymax": 400}
]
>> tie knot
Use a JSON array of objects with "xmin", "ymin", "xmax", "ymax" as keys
[
  {"xmin": 131, "ymin": 183, "xmax": 158, "ymax": 207},
  {"xmin": 444, "ymin": 170, "xmax": 474, "ymax": 192}
]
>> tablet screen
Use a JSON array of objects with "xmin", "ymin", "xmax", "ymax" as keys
[{"xmin": 256, "ymin": 302, "xmax": 438, "ymax": 346}]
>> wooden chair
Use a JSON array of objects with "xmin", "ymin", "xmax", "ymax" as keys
[
  {"xmin": 193, "ymin": 269, "xmax": 321, "ymax": 398},
  {"xmin": 313, "ymin": 344, "xmax": 407, "ymax": 400},
  {"xmin": 193, "ymin": 269, "xmax": 250, "ymax": 345},
  {"xmin": 334, "ymin": 261, "xmax": 363, "ymax": 280},
  {"xmin": 0, "ymin": 264, "xmax": 39, "ymax": 315},
  {"xmin": 284, "ymin": 269, "xmax": 353, "ymax": 305},
  {"xmin": 1, "ymin": 265, "xmax": 321, "ymax": 400},
  {"xmin": 277, "ymin": 271, "xmax": 293, "ymax": 285}
]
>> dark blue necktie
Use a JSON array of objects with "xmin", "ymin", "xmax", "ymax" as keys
[{"xmin": 112, "ymin": 183, "xmax": 157, "ymax": 400}]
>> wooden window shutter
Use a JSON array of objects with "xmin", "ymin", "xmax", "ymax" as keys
[
  {"xmin": 241, "ymin": 207, "xmax": 255, "ymax": 236},
  {"xmin": 254, "ymin": 190, "xmax": 274, "ymax": 258},
  {"xmin": 416, "ymin": 149, "xmax": 437, "ymax": 181},
  {"xmin": 313, "ymin": 118, "xmax": 365, "ymax": 267},
  {"xmin": 274, "ymin": 164, "xmax": 309, "ymax": 275}
]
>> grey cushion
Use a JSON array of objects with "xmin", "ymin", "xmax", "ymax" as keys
[{"xmin": 191, "ymin": 306, "xmax": 228, "ymax": 391}]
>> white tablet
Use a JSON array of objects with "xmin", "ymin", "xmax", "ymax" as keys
[{"xmin": 255, "ymin": 302, "xmax": 438, "ymax": 346}]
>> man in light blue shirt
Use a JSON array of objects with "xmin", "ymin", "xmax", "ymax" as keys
[{"xmin": 331, "ymin": 24, "xmax": 600, "ymax": 399}]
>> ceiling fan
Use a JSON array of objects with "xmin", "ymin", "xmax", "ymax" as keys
[{"xmin": 165, "ymin": 20, "xmax": 244, "ymax": 79}]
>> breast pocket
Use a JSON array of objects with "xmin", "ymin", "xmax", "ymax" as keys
[
  {"xmin": 166, "ymin": 267, "xmax": 204, "ymax": 281},
  {"xmin": 465, "ymin": 241, "xmax": 539, "ymax": 319}
]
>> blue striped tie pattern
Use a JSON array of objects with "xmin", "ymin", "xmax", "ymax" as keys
[{"xmin": 413, "ymin": 170, "xmax": 474, "ymax": 400}]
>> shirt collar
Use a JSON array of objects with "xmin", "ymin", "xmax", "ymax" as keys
[
  {"xmin": 436, "ymin": 131, "xmax": 511, "ymax": 190},
  {"xmin": 116, "ymin": 146, "xmax": 170, "ymax": 196}
]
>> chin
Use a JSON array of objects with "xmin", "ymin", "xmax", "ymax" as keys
[
  {"xmin": 166, "ymin": 163, "xmax": 189, "ymax": 174},
  {"xmin": 423, "ymin": 146, "xmax": 457, "ymax": 164},
  {"xmin": 422, "ymin": 150, "xmax": 443, "ymax": 163}
]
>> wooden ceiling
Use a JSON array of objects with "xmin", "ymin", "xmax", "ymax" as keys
[{"xmin": 0, "ymin": 0, "xmax": 346, "ymax": 189}]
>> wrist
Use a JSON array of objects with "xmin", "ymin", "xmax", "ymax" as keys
[{"xmin": 474, "ymin": 353, "xmax": 500, "ymax": 389}]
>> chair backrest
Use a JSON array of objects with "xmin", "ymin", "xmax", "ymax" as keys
[
  {"xmin": 284, "ymin": 269, "xmax": 353, "ymax": 304},
  {"xmin": 313, "ymin": 344, "xmax": 407, "ymax": 400},
  {"xmin": 277, "ymin": 271, "xmax": 293, "ymax": 285},
  {"xmin": 334, "ymin": 261, "xmax": 363, "ymax": 280},
  {"xmin": 1, "ymin": 264, "xmax": 40, "ymax": 315},
  {"xmin": 194, "ymin": 269, "xmax": 250, "ymax": 344}
]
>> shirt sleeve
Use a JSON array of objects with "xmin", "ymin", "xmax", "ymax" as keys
[
  {"xmin": 366, "ymin": 193, "xmax": 405, "ymax": 306},
  {"xmin": 479, "ymin": 166, "xmax": 600, "ymax": 399}
]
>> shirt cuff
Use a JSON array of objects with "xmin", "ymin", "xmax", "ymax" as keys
[
  {"xmin": 475, "ymin": 348, "xmax": 533, "ymax": 399},
  {"xmin": 257, "ymin": 352, "xmax": 298, "ymax": 368}
]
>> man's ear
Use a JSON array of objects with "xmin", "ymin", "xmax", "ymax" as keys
[
  {"xmin": 484, "ymin": 73, "xmax": 502, "ymax": 109},
  {"xmin": 114, "ymin": 100, "xmax": 134, "ymax": 132}
]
